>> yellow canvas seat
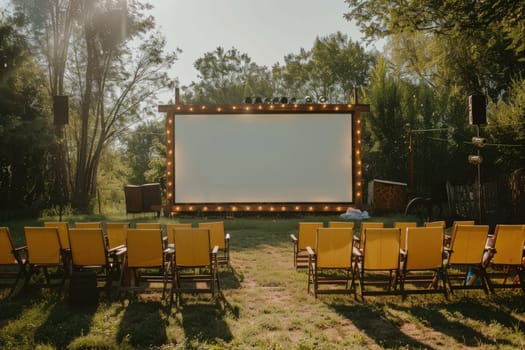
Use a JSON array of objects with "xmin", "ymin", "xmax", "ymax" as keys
[
  {"xmin": 307, "ymin": 227, "xmax": 356, "ymax": 298},
  {"xmin": 291, "ymin": 222, "xmax": 323, "ymax": 269},
  {"xmin": 23, "ymin": 227, "xmax": 66, "ymax": 292},
  {"xmin": 485, "ymin": 224, "xmax": 525, "ymax": 292},
  {"xmin": 119, "ymin": 228, "xmax": 171, "ymax": 298},
  {"xmin": 446, "ymin": 220, "xmax": 476, "ymax": 246},
  {"xmin": 68, "ymin": 228, "xmax": 124, "ymax": 294},
  {"xmin": 0, "ymin": 227, "xmax": 26, "ymax": 296},
  {"xmin": 445, "ymin": 225, "xmax": 490, "ymax": 294},
  {"xmin": 135, "ymin": 222, "xmax": 162, "ymax": 229},
  {"xmin": 394, "ymin": 221, "xmax": 417, "ymax": 252},
  {"xmin": 328, "ymin": 221, "xmax": 355, "ymax": 230},
  {"xmin": 198, "ymin": 222, "xmax": 231, "ymax": 267},
  {"xmin": 44, "ymin": 222, "xmax": 70, "ymax": 250},
  {"xmin": 356, "ymin": 228, "xmax": 401, "ymax": 299},
  {"xmin": 75, "ymin": 222, "xmax": 102, "ymax": 229},
  {"xmin": 172, "ymin": 228, "xmax": 220, "ymax": 305},
  {"xmin": 399, "ymin": 226, "xmax": 447, "ymax": 299},
  {"xmin": 424, "ymin": 221, "xmax": 446, "ymax": 229},
  {"xmin": 356, "ymin": 222, "xmax": 384, "ymax": 250},
  {"xmin": 165, "ymin": 223, "xmax": 193, "ymax": 247},
  {"xmin": 105, "ymin": 222, "xmax": 129, "ymax": 250}
]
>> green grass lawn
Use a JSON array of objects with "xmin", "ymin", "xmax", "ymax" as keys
[{"xmin": 1, "ymin": 214, "xmax": 524, "ymax": 349}]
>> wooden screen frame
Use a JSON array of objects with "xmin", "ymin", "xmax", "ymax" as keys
[{"xmin": 158, "ymin": 100, "xmax": 368, "ymax": 214}]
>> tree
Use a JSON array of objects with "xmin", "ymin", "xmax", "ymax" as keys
[
  {"xmin": 181, "ymin": 47, "xmax": 273, "ymax": 104},
  {"xmin": 344, "ymin": 0, "xmax": 525, "ymax": 100},
  {"xmin": 124, "ymin": 120, "xmax": 165, "ymax": 186},
  {"xmin": 0, "ymin": 16, "xmax": 54, "ymax": 218},
  {"xmin": 273, "ymin": 31, "xmax": 375, "ymax": 103},
  {"xmin": 14, "ymin": 0, "xmax": 178, "ymax": 212},
  {"xmin": 345, "ymin": 0, "xmax": 525, "ymax": 193}
]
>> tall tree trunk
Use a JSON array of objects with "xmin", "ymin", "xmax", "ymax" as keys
[{"xmin": 71, "ymin": 20, "xmax": 96, "ymax": 212}]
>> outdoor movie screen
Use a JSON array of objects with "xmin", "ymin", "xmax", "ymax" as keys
[{"xmin": 173, "ymin": 113, "xmax": 353, "ymax": 203}]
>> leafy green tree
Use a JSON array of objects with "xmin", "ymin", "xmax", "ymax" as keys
[
  {"xmin": 124, "ymin": 120, "xmax": 165, "ymax": 186},
  {"xmin": 273, "ymin": 31, "xmax": 375, "ymax": 103},
  {"xmin": 344, "ymin": 0, "xmax": 525, "ymax": 100},
  {"xmin": 345, "ymin": 0, "xmax": 525, "ymax": 196},
  {"xmin": 14, "ymin": 0, "xmax": 178, "ymax": 212},
  {"xmin": 181, "ymin": 47, "xmax": 273, "ymax": 104},
  {"xmin": 484, "ymin": 79, "xmax": 525, "ymax": 173},
  {"xmin": 0, "ymin": 16, "xmax": 54, "ymax": 218}
]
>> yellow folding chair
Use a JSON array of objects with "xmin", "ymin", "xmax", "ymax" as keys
[
  {"xmin": 445, "ymin": 225, "xmax": 490, "ymax": 294},
  {"xmin": 356, "ymin": 222, "xmax": 385, "ymax": 250},
  {"xmin": 356, "ymin": 228, "xmax": 401, "ymax": 299},
  {"xmin": 198, "ymin": 222, "xmax": 231, "ymax": 267},
  {"xmin": 424, "ymin": 221, "xmax": 446, "ymax": 229},
  {"xmin": 44, "ymin": 222, "xmax": 70, "ymax": 250},
  {"xmin": 446, "ymin": 220, "xmax": 476, "ymax": 246},
  {"xmin": 105, "ymin": 222, "xmax": 129, "ymax": 250},
  {"xmin": 172, "ymin": 227, "xmax": 220, "ymax": 305},
  {"xmin": 75, "ymin": 222, "xmax": 102, "ymax": 229},
  {"xmin": 135, "ymin": 222, "xmax": 162, "ymax": 229},
  {"xmin": 68, "ymin": 228, "xmax": 124, "ymax": 295},
  {"xmin": 291, "ymin": 222, "xmax": 323, "ymax": 269},
  {"xmin": 328, "ymin": 221, "xmax": 355, "ymax": 230},
  {"xmin": 0, "ymin": 227, "xmax": 26, "ymax": 296},
  {"xmin": 165, "ymin": 223, "xmax": 193, "ymax": 247},
  {"xmin": 119, "ymin": 228, "xmax": 171, "ymax": 298},
  {"xmin": 399, "ymin": 226, "xmax": 447, "ymax": 299},
  {"xmin": 394, "ymin": 221, "xmax": 417, "ymax": 252},
  {"xmin": 307, "ymin": 227, "xmax": 356, "ymax": 298},
  {"xmin": 23, "ymin": 227, "xmax": 66, "ymax": 292},
  {"xmin": 485, "ymin": 224, "xmax": 525, "ymax": 292}
]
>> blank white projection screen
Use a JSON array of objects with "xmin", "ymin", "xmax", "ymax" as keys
[{"xmin": 174, "ymin": 114, "xmax": 353, "ymax": 203}]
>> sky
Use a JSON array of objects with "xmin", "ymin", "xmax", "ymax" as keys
[{"xmin": 148, "ymin": 0, "xmax": 382, "ymax": 102}]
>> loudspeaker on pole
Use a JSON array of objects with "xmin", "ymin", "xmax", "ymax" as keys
[
  {"xmin": 468, "ymin": 94, "xmax": 486, "ymax": 125},
  {"xmin": 53, "ymin": 95, "xmax": 69, "ymax": 125}
]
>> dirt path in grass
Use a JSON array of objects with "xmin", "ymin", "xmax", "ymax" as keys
[{"xmin": 228, "ymin": 243, "xmax": 385, "ymax": 348}]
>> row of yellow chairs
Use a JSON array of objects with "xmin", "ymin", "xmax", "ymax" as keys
[
  {"xmin": 0, "ymin": 222, "xmax": 230, "ymax": 304},
  {"xmin": 291, "ymin": 220, "xmax": 470, "ymax": 270},
  {"xmin": 303, "ymin": 223, "xmax": 525, "ymax": 299},
  {"xmin": 41, "ymin": 221, "xmax": 230, "ymax": 267}
]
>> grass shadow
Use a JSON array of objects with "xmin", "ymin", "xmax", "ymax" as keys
[
  {"xmin": 331, "ymin": 302, "xmax": 434, "ymax": 349},
  {"xmin": 117, "ymin": 300, "xmax": 168, "ymax": 348},
  {"xmin": 390, "ymin": 300, "xmax": 511, "ymax": 347},
  {"xmin": 218, "ymin": 266, "xmax": 243, "ymax": 290},
  {"xmin": 34, "ymin": 301, "xmax": 97, "ymax": 349},
  {"xmin": 176, "ymin": 298, "xmax": 233, "ymax": 344}
]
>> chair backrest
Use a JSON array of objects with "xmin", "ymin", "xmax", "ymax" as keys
[
  {"xmin": 166, "ymin": 223, "xmax": 193, "ymax": 246},
  {"xmin": 359, "ymin": 222, "xmax": 385, "ymax": 247},
  {"xmin": 24, "ymin": 227, "xmax": 62, "ymax": 265},
  {"xmin": 448, "ymin": 225, "xmax": 489, "ymax": 265},
  {"xmin": 449, "ymin": 220, "xmax": 476, "ymax": 242},
  {"xmin": 491, "ymin": 225, "xmax": 525, "ymax": 265},
  {"xmin": 316, "ymin": 228, "xmax": 354, "ymax": 269},
  {"xmin": 296, "ymin": 222, "xmax": 323, "ymax": 250},
  {"xmin": 68, "ymin": 228, "xmax": 107, "ymax": 266},
  {"xmin": 424, "ymin": 221, "xmax": 446, "ymax": 229},
  {"xmin": 44, "ymin": 222, "xmax": 70, "ymax": 249},
  {"xmin": 75, "ymin": 222, "xmax": 102, "ymax": 229},
  {"xmin": 0, "ymin": 227, "xmax": 17, "ymax": 265},
  {"xmin": 105, "ymin": 222, "xmax": 129, "ymax": 250},
  {"xmin": 394, "ymin": 222, "xmax": 418, "ymax": 249},
  {"xmin": 135, "ymin": 223, "xmax": 162, "ymax": 229},
  {"xmin": 328, "ymin": 221, "xmax": 355, "ymax": 230},
  {"xmin": 174, "ymin": 228, "xmax": 212, "ymax": 267},
  {"xmin": 404, "ymin": 227, "xmax": 444, "ymax": 270},
  {"xmin": 362, "ymin": 228, "xmax": 400, "ymax": 270},
  {"xmin": 198, "ymin": 222, "xmax": 226, "ymax": 249},
  {"xmin": 126, "ymin": 229, "xmax": 163, "ymax": 267}
]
